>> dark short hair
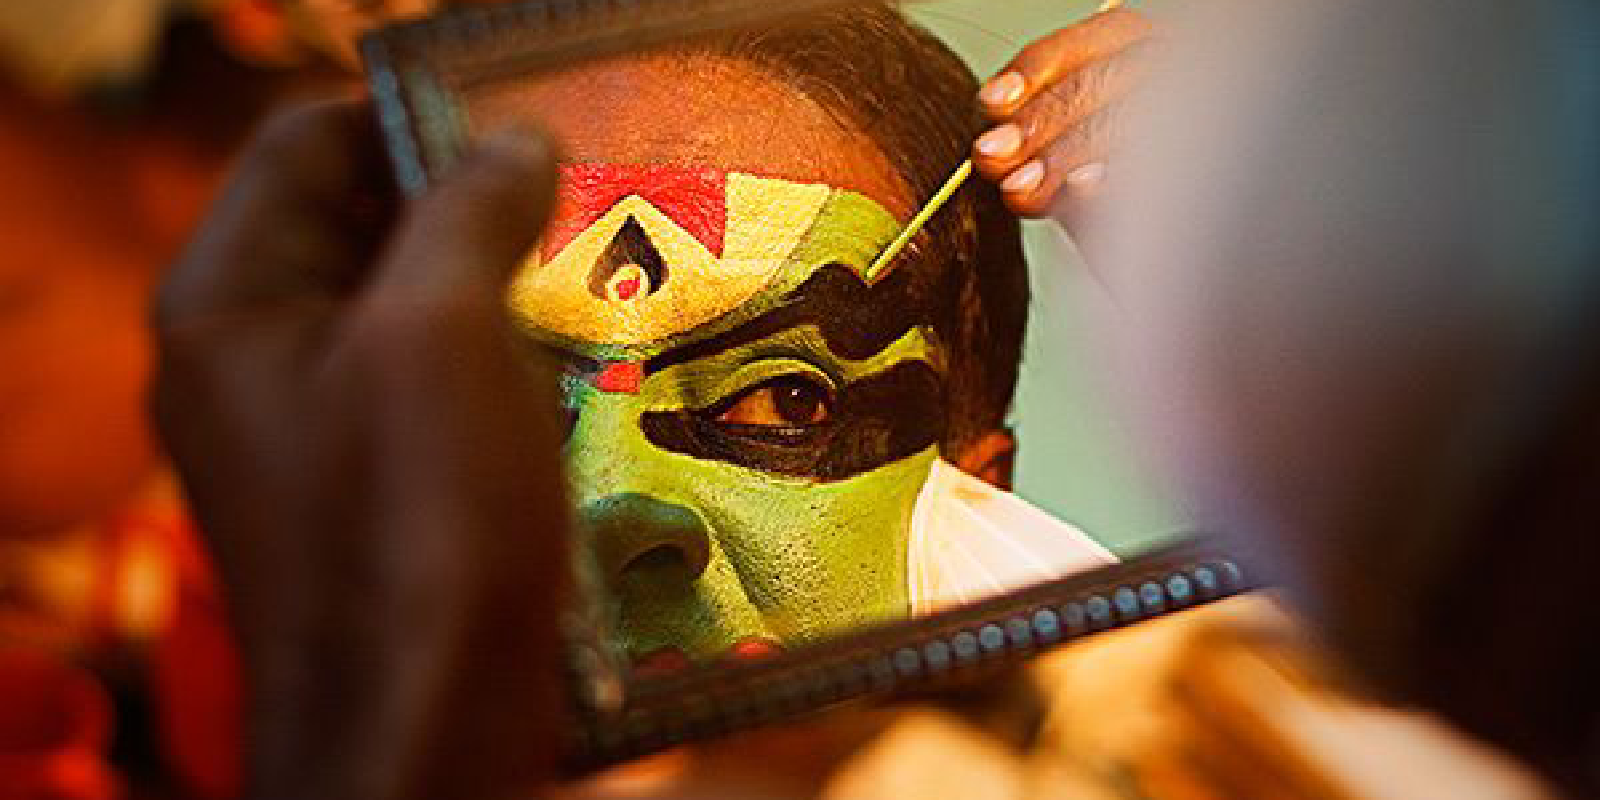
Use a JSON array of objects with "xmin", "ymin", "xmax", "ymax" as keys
[{"xmin": 672, "ymin": 2, "xmax": 1030, "ymax": 451}]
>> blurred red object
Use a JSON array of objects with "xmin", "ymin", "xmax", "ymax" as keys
[
  {"xmin": 0, "ymin": 647, "xmax": 121, "ymax": 800},
  {"xmin": 148, "ymin": 515, "xmax": 241, "ymax": 800}
]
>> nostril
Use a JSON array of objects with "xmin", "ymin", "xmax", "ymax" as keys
[
  {"xmin": 580, "ymin": 493, "xmax": 712, "ymax": 582},
  {"xmin": 623, "ymin": 544, "xmax": 692, "ymax": 576}
]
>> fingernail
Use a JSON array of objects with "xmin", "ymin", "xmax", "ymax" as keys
[
  {"xmin": 979, "ymin": 72, "xmax": 1025, "ymax": 107},
  {"xmin": 1002, "ymin": 160, "xmax": 1045, "ymax": 194},
  {"xmin": 976, "ymin": 124, "xmax": 1023, "ymax": 157},
  {"xmin": 1066, "ymin": 162, "xmax": 1107, "ymax": 189}
]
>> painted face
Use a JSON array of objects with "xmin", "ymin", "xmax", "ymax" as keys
[{"xmin": 507, "ymin": 162, "xmax": 946, "ymax": 664}]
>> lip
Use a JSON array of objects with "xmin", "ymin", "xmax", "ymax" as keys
[
  {"xmin": 631, "ymin": 646, "xmax": 691, "ymax": 679},
  {"xmin": 723, "ymin": 637, "xmax": 784, "ymax": 663},
  {"xmin": 631, "ymin": 638, "xmax": 785, "ymax": 677}
]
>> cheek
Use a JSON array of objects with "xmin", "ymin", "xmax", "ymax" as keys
[{"xmin": 689, "ymin": 454, "xmax": 935, "ymax": 637}]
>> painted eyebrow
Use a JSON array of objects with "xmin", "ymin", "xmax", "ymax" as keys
[{"xmin": 645, "ymin": 263, "xmax": 930, "ymax": 375}]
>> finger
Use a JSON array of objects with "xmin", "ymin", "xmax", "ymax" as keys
[
  {"xmin": 978, "ymin": 9, "xmax": 1152, "ymax": 120},
  {"xmin": 151, "ymin": 100, "xmax": 392, "ymax": 541},
  {"xmin": 368, "ymin": 128, "xmax": 557, "ymax": 309},
  {"xmin": 156, "ymin": 100, "xmax": 392, "ymax": 338},
  {"xmin": 344, "ymin": 126, "xmax": 569, "ymax": 796},
  {"xmin": 997, "ymin": 107, "xmax": 1115, "ymax": 220},
  {"xmin": 973, "ymin": 47, "xmax": 1140, "ymax": 180}
]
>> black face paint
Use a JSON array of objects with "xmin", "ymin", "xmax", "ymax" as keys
[
  {"xmin": 646, "ymin": 263, "xmax": 932, "ymax": 373},
  {"xmin": 640, "ymin": 361, "xmax": 945, "ymax": 480},
  {"xmin": 591, "ymin": 217, "xmax": 668, "ymax": 298}
]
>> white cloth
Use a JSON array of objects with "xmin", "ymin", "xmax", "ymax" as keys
[{"xmin": 907, "ymin": 459, "xmax": 1115, "ymax": 616}]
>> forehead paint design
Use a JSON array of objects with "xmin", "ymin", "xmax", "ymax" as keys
[
  {"xmin": 510, "ymin": 164, "xmax": 873, "ymax": 353},
  {"xmin": 507, "ymin": 165, "xmax": 903, "ymax": 361},
  {"xmin": 541, "ymin": 164, "xmax": 729, "ymax": 259}
]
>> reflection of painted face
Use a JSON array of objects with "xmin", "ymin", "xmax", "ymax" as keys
[{"xmin": 508, "ymin": 163, "xmax": 945, "ymax": 664}]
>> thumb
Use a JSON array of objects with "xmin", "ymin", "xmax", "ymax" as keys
[{"xmin": 373, "ymin": 128, "xmax": 558, "ymax": 305}]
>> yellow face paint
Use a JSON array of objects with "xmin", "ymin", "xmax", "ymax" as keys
[{"xmin": 507, "ymin": 164, "xmax": 904, "ymax": 360}]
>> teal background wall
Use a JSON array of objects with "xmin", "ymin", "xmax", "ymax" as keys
[{"xmin": 907, "ymin": 0, "xmax": 1181, "ymax": 555}]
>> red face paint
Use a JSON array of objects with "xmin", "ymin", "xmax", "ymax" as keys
[
  {"xmin": 544, "ymin": 164, "xmax": 729, "ymax": 261},
  {"xmin": 593, "ymin": 361, "xmax": 644, "ymax": 394}
]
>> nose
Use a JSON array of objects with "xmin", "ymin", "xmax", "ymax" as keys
[{"xmin": 579, "ymin": 493, "xmax": 712, "ymax": 583}]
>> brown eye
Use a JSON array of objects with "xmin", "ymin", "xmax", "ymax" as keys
[{"xmin": 717, "ymin": 376, "xmax": 832, "ymax": 427}]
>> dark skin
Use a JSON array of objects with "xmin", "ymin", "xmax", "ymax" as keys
[
  {"xmin": 972, "ymin": 8, "xmax": 1152, "ymax": 223},
  {"xmin": 152, "ymin": 101, "xmax": 567, "ymax": 800}
]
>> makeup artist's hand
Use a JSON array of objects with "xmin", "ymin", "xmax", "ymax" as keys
[
  {"xmin": 972, "ymin": 7, "xmax": 1152, "ymax": 225},
  {"xmin": 153, "ymin": 101, "xmax": 569, "ymax": 800}
]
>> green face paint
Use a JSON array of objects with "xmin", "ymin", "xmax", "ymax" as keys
[{"xmin": 509, "ymin": 164, "xmax": 945, "ymax": 664}]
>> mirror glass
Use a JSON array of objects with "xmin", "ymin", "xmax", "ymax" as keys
[{"xmin": 364, "ymin": 0, "xmax": 1205, "ymax": 762}]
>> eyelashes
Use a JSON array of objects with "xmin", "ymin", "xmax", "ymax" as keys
[
  {"xmin": 692, "ymin": 373, "xmax": 838, "ymax": 449},
  {"xmin": 712, "ymin": 375, "xmax": 834, "ymax": 428},
  {"xmin": 640, "ymin": 361, "xmax": 946, "ymax": 481},
  {"xmin": 558, "ymin": 365, "xmax": 838, "ymax": 446}
]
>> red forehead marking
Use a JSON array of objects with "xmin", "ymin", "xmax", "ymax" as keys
[
  {"xmin": 592, "ymin": 361, "xmax": 644, "ymax": 394},
  {"xmin": 544, "ymin": 164, "xmax": 728, "ymax": 260}
]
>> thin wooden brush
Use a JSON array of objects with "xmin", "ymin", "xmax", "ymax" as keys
[{"xmin": 868, "ymin": 0, "xmax": 1126, "ymax": 279}]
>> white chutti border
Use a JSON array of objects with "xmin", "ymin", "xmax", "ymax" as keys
[{"xmin": 907, "ymin": 459, "xmax": 1116, "ymax": 616}]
